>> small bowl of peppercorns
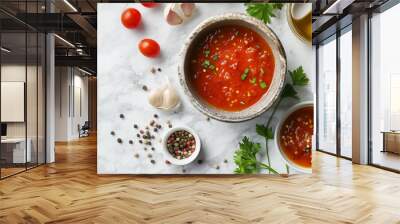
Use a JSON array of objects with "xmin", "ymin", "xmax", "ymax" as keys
[{"xmin": 162, "ymin": 126, "xmax": 201, "ymax": 165}]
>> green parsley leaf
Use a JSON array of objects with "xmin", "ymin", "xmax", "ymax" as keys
[
  {"xmin": 245, "ymin": 3, "xmax": 283, "ymax": 24},
  {"xmin": 234, "ymin": 136, "xmax": 261, "ymax": 174},
  {"xmin": 209, "ymin": 64, "xmax": 215, "ymax": 70},
  {"xmin": 256, "ymin": 124, "xmax": 274, "ymax": 139},
  {"xmin": 290, "ymin": 66, "xmax": 309, "ymax": 86},
  {"xmin": 281, "ymin": 84, "xmax": 299, "ymax": 99},
  {"xmin": 249, "ymin": 77, "xmax": 257, "ymax": 84},
  {"xmin": 259, "ymin": 81, "xmax": 267, "ymax": 89},
  {"xmin": 234, "ymin": 136, "xmax": 278, "ymax": 174},
  {"xmin": 212, "ymin": 54, "xmax": 219, "ymax": 61},
  {"xmin": 241, "ymin": 67, "xmax": 250, "ymax": 80},
  {"xmin": 202, "ymin": 60, "xmax": 210, "ymax": 68},
  {"xmin": 204, "ymin": 50, "xmax": 210, "ymax": 57}
]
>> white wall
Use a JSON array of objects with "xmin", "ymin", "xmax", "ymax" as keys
[{"xmin": 54, "ymin": 67, "xmax": 89, "ymax": 141}]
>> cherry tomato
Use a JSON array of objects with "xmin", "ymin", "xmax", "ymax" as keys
[
  {"xmin": 121, "ymin": 8, "xmax": 141, "ymax": 29},
  {"xmin": 141, "ymin": 3, "xmax": 158, "ymax": 8},
  {"xmin": 138, "ymin": 39, "xmax": 160, "ymax": 58}
]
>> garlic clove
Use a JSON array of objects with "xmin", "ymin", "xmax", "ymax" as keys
[
  {"xmin": 164, "ymin": 3, "xmax": 183, "ymax": 25},
  {"xmin": 148, "ymin": 84, "xmax": 180, "ymax": 110},
  {"xmin": 162, "ymin": 85, "xmax": 180, "ymax": 109},
  {"xmin": 148, "ymin": 86, "xmax": 165, "ymax": 108},
  {"xmin": 180, "ymin": 3, "xmax": 195, "ymax": 17}
]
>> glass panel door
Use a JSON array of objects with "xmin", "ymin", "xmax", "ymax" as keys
[
  {"xmin": 317, "ymin": 36, "xmax": 337, "ymax": 154},
  {"xmin": 339, "ymin": 28, "xmax": 352, "ymax": 158},
  {"xmin": 370, "ymin": 4, "xmax": 400, "ymax": 171},
  {"xmin": 1, "ymin": 31, "xmax": 28, "ymax": 177}
]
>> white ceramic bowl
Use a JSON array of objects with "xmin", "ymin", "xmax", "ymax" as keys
[
  {"xmin": 179, "ymin": 13, "xmax": 287, "ymax": 122},
  {"xmin": 162, "ymin": 126, "xmax": 201, "ymax": 165},
  {"xmin": 275, "ymin": 101, "xmax": 314, "ymax": 173}
]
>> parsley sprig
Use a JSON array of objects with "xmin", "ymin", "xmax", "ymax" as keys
[
  {"xmin": 256, "ymin": 66, "xmax": 309, "ymax": 174},
  {"xmin": 234, "ymin": 136, "xmax": 278, "ymax": 174},
  {"xmin": 245, "ymin": 3, "xmax": 284, "ymax": 24}
]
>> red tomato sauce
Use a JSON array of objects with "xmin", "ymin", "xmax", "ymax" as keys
[
  {"xmin": 189, "ymin": 25, "xmax": 275, "ymax": 111},
  {"xmin": 279, "ymin": 107, "xmax": 313, "ymax": 168}
]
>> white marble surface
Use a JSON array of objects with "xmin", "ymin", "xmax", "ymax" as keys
[{"xmin": 97, "ymin": 3, "xmax": 313, "ymax": 174}]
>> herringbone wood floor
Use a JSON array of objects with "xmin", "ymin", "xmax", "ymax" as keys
[{"xmin": 1, "ymin": 135, "xmax": 400, "ymax": 224}]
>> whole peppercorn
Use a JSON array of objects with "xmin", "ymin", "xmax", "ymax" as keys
[
  {"xmin": 110, "ymin": 131, "xmax": 115, "ymax": 136},
  {"xmin": 119, "ymin": 114, "xmax": 125, "ymax": 119},
  {"xmin": 117, "ymin": 138, "xmax": 123, "ymax": 144},
  {"xmin": 129, "ymin": 140, "xmax": 133, "ymax": 144}
]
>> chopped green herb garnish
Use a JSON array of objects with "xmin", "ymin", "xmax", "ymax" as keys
[
  {"xmin": 241, "ymin": 67, "xmax": 250, "ymax": 80},
  {"xmin": 209, "ymin": 64, "xmax": 215, "ymax": 70},
  {"xmin": 259, "ymin": 81, "xmax": 267, "ymax": 89},
  {"xmin": 212, "ymin": 54, "xmax": 219, "ymax": 61},
  {"xmin": 202, "ymin": 60, "xmax": 210, "ymax": 68},
  {"xmin": 204, "ymin": 50, "xmax": 210, "ymax": 57},
  {"xmin": 249, "ymin": 77, "xmax": 257, "ymax": 84}
]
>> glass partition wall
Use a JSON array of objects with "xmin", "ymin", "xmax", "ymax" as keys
[
  {"xmin": 316, "ymin": 26, "xmax": 353, "ymax": 159},
  {"xmin": 370, "ymin": 3, "xmax": 400, "ymax": 172},
  {"xmin": 317, "ymin": 35, "xmax": 337, "ymax": 155},
  {"xmin": 0, "ymin": 2, "xmax": 46, "ymax": 179}
]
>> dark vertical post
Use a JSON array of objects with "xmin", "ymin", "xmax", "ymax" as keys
[
  {"xmin": 25, "ymin": 0, "xmax": 28, "ymax": 171},
  {"xmin": 336, "ymin": 28, "xmax": 341, "ymax": 157},
  {"xmin": 316, "ymin": 44, "xmax": 320, "ymax": 151},
  {"xmin": 367, "ymin": 11, "xmax": 373, "ymax": 165}
]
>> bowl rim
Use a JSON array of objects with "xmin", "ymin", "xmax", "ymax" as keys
[
  {"xmin": 162, "ymin": 126, "xmax": 201, "ymax": 166},
  {"xmin": 274, "ymin": 101, "xmax": 314, "ymax": 173},
  {"xmin": 178, "ymin": 12, "xmax": 287, "ymax": 123}
]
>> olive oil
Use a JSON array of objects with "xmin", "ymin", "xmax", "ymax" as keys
[{"xmin": 287, "ymin": 4, "xmax": 312, "ymax": 43}]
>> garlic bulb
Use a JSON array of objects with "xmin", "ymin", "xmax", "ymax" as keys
[
  {"xmin": 148, "ymin": 84, "xmax": 180, "ymax": 110},
  {"xmin": 164, "ymin": 3, "xmax": 196, "ymax": 26},
  {"xmin": 180, "ymin": 3, "xmax": 195, "ymax": 17},
  {"xmin": 164, "ymin": 4, "xmax": 183, "ymax": 25}
]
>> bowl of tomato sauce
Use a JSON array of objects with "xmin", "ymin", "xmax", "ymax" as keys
[
  {"xmin": 179, "ymin": 13, "xmax": 287, "ymax": 122},
  {"xmin": 275, "ymin": 101, "xmax": 314, "ymax": 173}
]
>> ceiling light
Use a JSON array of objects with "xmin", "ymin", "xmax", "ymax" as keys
[
  {"xmin": 78, "ymin": 67, "xmax": 93, "ymax": 76},
  {"xmin": 54, "ymin": 34, "xmax": 75, "ymax": 48},
  {"xmin": 63, "ymin": 0, "xmax": 78, "ymax": 12},
  {"xmin": 1, "ymin": 47, "xmax": 11, "ymax": 53}
]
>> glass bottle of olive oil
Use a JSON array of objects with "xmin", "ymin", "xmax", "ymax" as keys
[{"xmin": 287, "ymin": 3, "xmax": 312, "ymax": 43}]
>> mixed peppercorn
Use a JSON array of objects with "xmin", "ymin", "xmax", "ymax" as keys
[{"xmin": 166, "ymin": 130, "xmax": 196, "ymax": 160}]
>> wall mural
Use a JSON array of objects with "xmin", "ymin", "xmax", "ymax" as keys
[{"xmin": 97, "ymin": 3, "xmax": 314, "ymax": 174}]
